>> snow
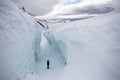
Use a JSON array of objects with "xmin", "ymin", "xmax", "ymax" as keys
[
  {"xmin": 24, "ymin": 8, "xmax": 120, "ymax": 80},
  {"xmin": 0, "ymin": 0, "xmax": 42, "ymax": 80},
  {"xmin": 0, "ymin": 0, "xmax": 120, "ymax": 80}
]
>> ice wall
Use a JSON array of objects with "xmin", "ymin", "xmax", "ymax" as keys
[
  {"xmin": 0, "ymin": 0, "xmax": 42, "ymax": 80},
  {"xmin": 44, "ymin": 28, "xmax": 68, "ymax": 64},
  {"xmin": 44, "ymin": 8, "xmax": 120, "ymax": 80}
]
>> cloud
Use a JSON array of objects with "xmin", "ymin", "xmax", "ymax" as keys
[
  {"xmin": 11, "ymin": 0, "xmax": 59, "ymax": 16},
  {"xmin": 36, "ymin": 0, "xmax": 115, "ymax": 19},
  {"xmin": 111, "ymin": 0, "xmax": 120, "ymax": 12},
  {"xmin": 56, "ymin": 5, "xmax": 114, "ymax": 16},
  {"xmin": 11, "ymin": 0, "xmax": 119, "ymax": 19}
]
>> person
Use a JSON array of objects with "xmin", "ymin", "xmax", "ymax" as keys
[
  {"xmin": 47, "ymin": 60, "xmax": 50, "ymax": 69},
  {"xmin": 21, "ymin": 7, "xmax": 26, "ymax": 12}
]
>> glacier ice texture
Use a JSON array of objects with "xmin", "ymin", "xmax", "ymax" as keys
[
  {"xmin": 44, "ymin": 8, "xmax": 120, "ymax": 80},
  {"xmin": 0, "ymin": 0, "xmax": 42, "ymax": 80}
]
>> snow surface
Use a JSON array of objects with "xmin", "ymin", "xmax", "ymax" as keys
[
  {"xmin": 0, "ymin": 0, "xmax": 120, "ymax": 80},
  {"xmin": 24, "ymin": 7, "xmax": 120, "ymax": 80},
  {"xmin": 0, "ymin": 0, "xmax": 42, "ymax": 80}
]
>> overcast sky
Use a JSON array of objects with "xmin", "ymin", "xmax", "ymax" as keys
[{"xmin": 12, "ymin": 0, "xmax": 120, "ymax": 19}]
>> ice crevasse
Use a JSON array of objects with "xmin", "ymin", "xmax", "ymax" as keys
[
  {"xmin": 0, "ymin": 0, "xmax": 120, "ymax": 80},
  {"xmin": 0, "ymin": 0, "xmax": 42, "ymax": 80},
  {"xmin": 44, "ymin": 4, "xmax": 120, "ymax": 80}
]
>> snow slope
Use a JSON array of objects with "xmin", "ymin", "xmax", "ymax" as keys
[
  {"xmin": 0, "ymin": 0, "xmax": 42, "ymax": 80},
  {"xmin": 0, "ymin": 0, "xmax": 120, "ymax": 80},
  {"xmin": 24, "ymin": 8, "xmax": 120, "ymax": 80}
]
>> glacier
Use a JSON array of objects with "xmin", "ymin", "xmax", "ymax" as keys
[
  {"xmin": 24, "ymin": 8, "xmax": 120, "ymax": 80},
  {"xmin": 0, "ymin": 0, "xmax": 42, "ymax": 80},
  {"xmin": 0, "ymin": 0, "xmax": 120, "ymax": 80},
  {"xmin": 42, "ymin": 5, "xmax": 120, "ymax": 80}
]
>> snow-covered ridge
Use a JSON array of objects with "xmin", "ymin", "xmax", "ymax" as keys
[
  {"xmin": 0, "ymin": 0, "xmax": 42, "ymax": 80},
  {"xmin": 44, "ymin": 8, "xmax": 120, "ymax": 80},
  {"xmin": 0, "ymin": 0, "xmax": 120, "ymax": 80}
]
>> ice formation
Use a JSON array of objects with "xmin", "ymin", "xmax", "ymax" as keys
[
  {"xmin": 0, "ymin": 0, "xmax": 42, "ymax": 80},
  {"xmin": 44, "ymin": 6, "xmax": 120, "ymax": 80},
  {"xmin": 0, "ymin": 0, "xmax": 120, "ymax": 80}
]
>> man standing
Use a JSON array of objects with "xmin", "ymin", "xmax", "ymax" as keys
[{"xmin": 47, "ymin": 60, "xmax": 50, "ymax": 69}]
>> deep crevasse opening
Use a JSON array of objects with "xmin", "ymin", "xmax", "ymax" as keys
[{"xmin": 1, "ymin": 0, "xmax": 120, "ymax": 80}]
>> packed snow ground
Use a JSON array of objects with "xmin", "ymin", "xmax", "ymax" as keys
[
  {"xmin": 24, "ymin": 10, "xmax": 120, "ymax": 80},
  {"xmin": 0, "ymin": 0, "xmax": 120, "ymax": 80}
]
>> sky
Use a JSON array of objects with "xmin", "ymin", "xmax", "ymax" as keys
[{"xmin": 11, "ymin": 0, "xmax": 120, "ymax": 19}]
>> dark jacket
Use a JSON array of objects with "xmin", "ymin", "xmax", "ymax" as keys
[{"xmin": 47, "ymin": 60, "xmax": 50, "ymax": 66}]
